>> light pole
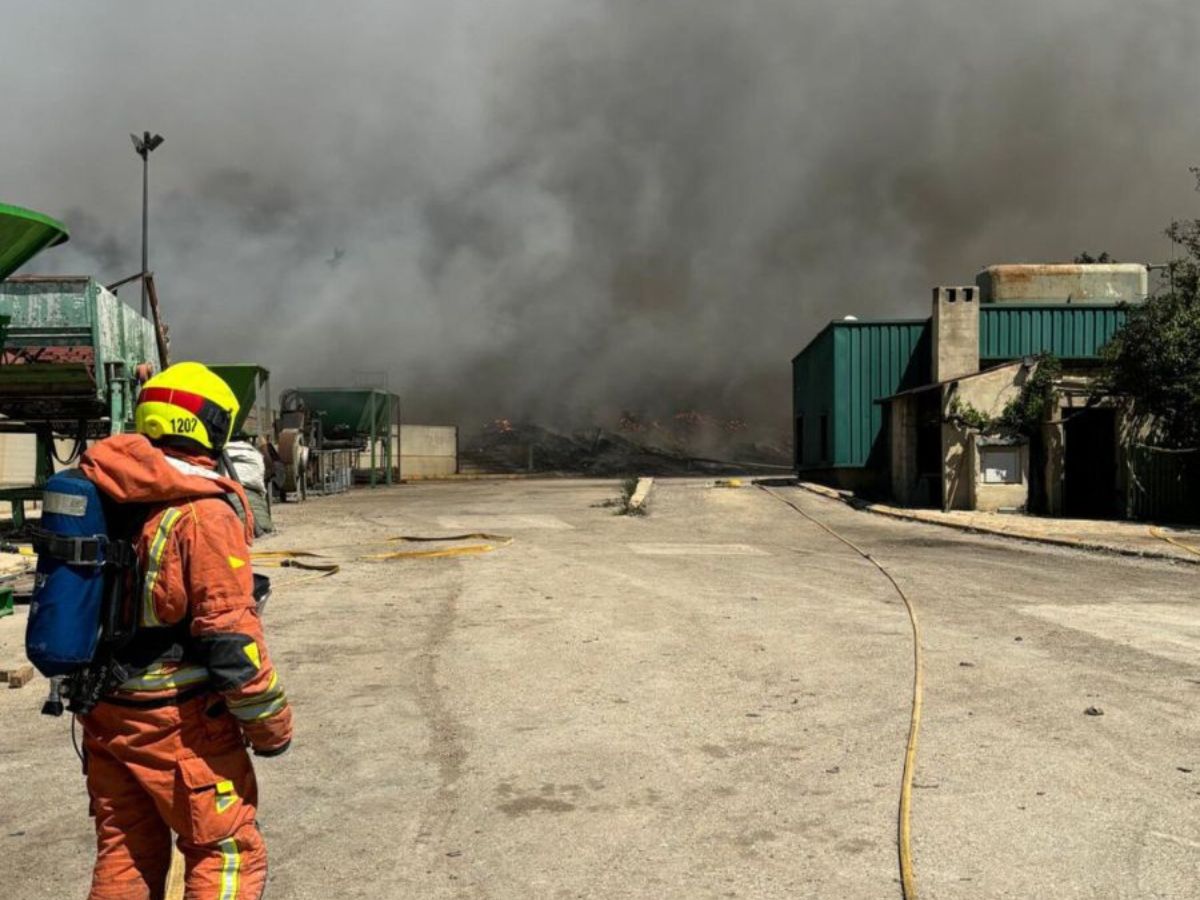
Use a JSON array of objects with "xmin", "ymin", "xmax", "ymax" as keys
[{"xmin": 130, "ymin": 131, "xmax": 164, "ymax": 318}]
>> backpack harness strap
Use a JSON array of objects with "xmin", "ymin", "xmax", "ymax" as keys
[{"xmin": 30, "ymin": 528, "xmax": 137, "ymax": 569}]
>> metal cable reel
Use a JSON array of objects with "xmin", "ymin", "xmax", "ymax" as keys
[{"xmin": 277, "ymin": 428, "xmax": 308, "ymax": 501}]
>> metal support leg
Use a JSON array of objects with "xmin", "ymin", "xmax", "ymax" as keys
[
  {"xmin": 369, "ymin": 394, "xmax": 378, "ymax": 488},
  {"xmin": 385, "ymin": 396, "xmax": 394, "ymax": 486}
]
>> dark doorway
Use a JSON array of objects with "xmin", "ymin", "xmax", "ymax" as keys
[
  {"xmin": 914, "ymin": 391, "xmax": 943, "ymax": 508},
  {"xmin": 1063, "ymin": 407, "xmax": 1118, "ymax": 518},
  {"xmin": 1027, "ymin": 428, "xmax": 1047, "ymax": 514}
]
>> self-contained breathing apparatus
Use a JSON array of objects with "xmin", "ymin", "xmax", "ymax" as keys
[
  {"xmin": 26, "ymin": 462, "xmax": 272, "ymax": 718},
  {"xmin": 26, "ymin": 469, "xmax": 144, "ymax": 717}
]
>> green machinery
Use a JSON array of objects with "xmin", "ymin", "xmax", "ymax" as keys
[
  {"xmin": 0, "ymin": 203, "xmax": 68, "ymax": 281},
  {"xmin": 209, "ymin": 364, "xmax": 272, "ymax": 442},
  {"xmin": 278, "ymin": 388, "xmax": 398, "ymax": 493},
  {"xmin": 0, "ymin": 204, "xmax": 164, "ymax": 529},
  {"xmin": 212, "ymin": 366, "xmax": 327, "ymax": 509}
]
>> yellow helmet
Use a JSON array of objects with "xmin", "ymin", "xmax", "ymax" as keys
[{"xmin": 135, "ymin": 362, "xmax": 240, "ymax": 452}]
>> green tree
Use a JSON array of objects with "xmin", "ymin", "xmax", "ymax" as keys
[{"xmin": 1099, "ymin": 179, "xmax": 1200, "ymax": 448}]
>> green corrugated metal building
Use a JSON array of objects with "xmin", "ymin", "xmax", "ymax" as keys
[
  {"xmin": 979, "ymin": 304, "xmax": 1126, "ymax": 363},
  {"xmin": 792, "ymin": 321, "xmax": 929, "ymax": 471},
  {"xmin": 793, "ymin": 303, "xmax": 1128, "ymax": 477}
]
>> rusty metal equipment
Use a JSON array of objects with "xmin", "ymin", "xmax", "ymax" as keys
[
  {"xmin": 274, "ymin": 426, "xmax": 313, "ymax": 499},
  {"xmin": 276, "ymin": 388, "xmax": 398, "ymax": 496},
  {"xmin": 0, "ymin": 276, "xmax": 164, "ymax": 528},
  {"xmin": 276, "ymin": 391, "xmax": 345, "ymax": 498},
  {"xmin": 0, "ymin": 205, "xmax": 165, "ymax": 530}
]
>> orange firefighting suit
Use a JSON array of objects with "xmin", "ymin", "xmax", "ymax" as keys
[{"xmin": 76, "ymin": 434, "xmax": 293, "ymax": 900}]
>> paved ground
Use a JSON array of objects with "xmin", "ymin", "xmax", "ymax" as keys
[
  {"xmin": 800, "ymin": 481, "xmax": 1200, "ymax": 565},
  {"xmin": 1, "ymin": 478, "xmax": 1198, "ymax": 899}
]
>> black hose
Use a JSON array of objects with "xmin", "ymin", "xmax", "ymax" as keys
[
  {"xmin": 70, "ymin": 712, "xmax": 83, "ymax": 764},
  {"xmin": 50, "ymin": 422, "xmax": 87, "ymax": 466}
]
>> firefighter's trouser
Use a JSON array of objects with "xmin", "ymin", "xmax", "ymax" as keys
[{"xmin": 81, "ymin": 692, "xmax": 267, "ymax": 900}]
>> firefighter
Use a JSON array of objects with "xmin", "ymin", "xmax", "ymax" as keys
[{"xmin": 76, "ymin": 361, "xmax": 292, "ymax": 900}]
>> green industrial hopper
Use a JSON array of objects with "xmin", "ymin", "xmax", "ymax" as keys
[
  {"xmin": 287, "ymin": 388, "xmax": 399, "ymax": 485},
  {"xmin": 211, "ymin": 364, "xmax": 272, "ymax": 439},
  {"xmin": 290, "ymin": 388, "xmax": 395, "ymax": 439},
  {"xmin": 0, "ymin": 203, "xmax": 68, "ymax": 281}
]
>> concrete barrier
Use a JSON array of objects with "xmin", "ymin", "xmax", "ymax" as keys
[{"xmin": 628, "ymin": 477, "xmax": 654, "ymax": 511}]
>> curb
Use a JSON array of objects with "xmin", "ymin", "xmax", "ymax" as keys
[{"xmin": 794, "ymin": 482, "xmax": 1200, "ymax": 566}]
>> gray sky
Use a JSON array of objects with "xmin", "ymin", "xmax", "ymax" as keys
[{"xmin": 4, "ymin": 0, "xmax": 1199, "ymax": 429}]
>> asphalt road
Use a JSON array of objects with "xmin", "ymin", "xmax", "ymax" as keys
[{"xmin": 1, "ymin": 478, "xmax": 1197, "ymax": 899}]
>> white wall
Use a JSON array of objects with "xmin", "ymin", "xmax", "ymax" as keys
[
  {"xmin": 0, "ymin": 434, "xmax": 82, "ymax": 484},
  {"xmin": 351, "ymin": 424, "xmax": 459, "ymax": 478},
  {"xmin": 400, "ymin": 425, "xmax": 458, "ymax": 478},
  {"xmin": 0, "ymin": 434, "xmax": 38, "ymax": 485}
]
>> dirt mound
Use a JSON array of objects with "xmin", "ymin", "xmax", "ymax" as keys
[{"xmin": 461, "ymin": 419, "xmax": 790, "ymax": 476}]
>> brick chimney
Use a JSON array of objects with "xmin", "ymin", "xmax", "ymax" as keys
[{"xmin": 932, "ymin": 285, "xmax": 979, "ymax": 382}]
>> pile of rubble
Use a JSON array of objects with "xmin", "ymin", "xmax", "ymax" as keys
[{"xmin": 461, "ymin": 416, "xmax": 790, "ymax": 476}]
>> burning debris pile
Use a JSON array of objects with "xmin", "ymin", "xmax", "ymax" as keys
[{"xmin": 461, "ymin": 414, "xmax": 790, "ymax": 476}]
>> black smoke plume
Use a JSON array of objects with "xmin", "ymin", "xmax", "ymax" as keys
[{"xmin": 5, "ymin": 1, "xmax": 1198, "ymax": 434}]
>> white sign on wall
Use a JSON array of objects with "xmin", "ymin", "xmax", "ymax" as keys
[{"xmin": 981, "ymin": 446, "xmax": 1020, "ymax": 484}]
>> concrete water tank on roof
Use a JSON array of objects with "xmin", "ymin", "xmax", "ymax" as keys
[{"xmin": 976, "ymin": 264, "xmax": 1147, "ymax": 304}]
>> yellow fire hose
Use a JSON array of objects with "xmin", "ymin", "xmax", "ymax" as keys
[
  {"xmin": 759, "ymin": 485, "xmax": 923, "ymax": 900},
  {"xmin": 253, "ymin": 533, "xmax": 512, "ymax": 563},
  {"xmin": 382, "ymin": 532, "xmax": 512, "ymax": 544},
  {"xmin": 2, "ymin": 534, "xmax": 514, "ymax": 567},
  {"xmin": 250, "ymin": 533, "xmax": 514, "ymax": 586},
  {"xmin": 362, "ymin": 533, "xmax": 514, "ymax": 560},
  {"xmin": 1149, "ymin": 526, "xmax": 1200, "ymax": 557}
]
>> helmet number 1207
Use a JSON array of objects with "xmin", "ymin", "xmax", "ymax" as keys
[{"xmin": 171, "ymin": 418, "xmax": 198, "ymax": 434}]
